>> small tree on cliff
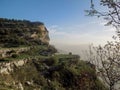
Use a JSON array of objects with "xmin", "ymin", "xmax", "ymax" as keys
[{"xmin": 85, "ymin": 0, "xmax": 120, "ymax": 90}]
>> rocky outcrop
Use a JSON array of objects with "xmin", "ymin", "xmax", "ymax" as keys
[
  {"xmin": 38, "ymin": 25, "xmax": 50, "ymax": 44},
  {"xmin": 0, "ymin": 47, "xmax": 30, "ymax": 58},
  {"xmin": 0, "ymin": 59, "xmax": 28, "ymax": 75},
  {"xmin": 30, "ymin": 25, "xmax": 50, "ymax": 44}
]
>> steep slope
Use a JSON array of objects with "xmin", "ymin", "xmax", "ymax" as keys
[
  {"xmin": 0, "ymin": 18, "xmax": 108, "ymax": 90},
  {"xmin": 0, "ymin": 18, "xmax": 49, "ymax": 47}
]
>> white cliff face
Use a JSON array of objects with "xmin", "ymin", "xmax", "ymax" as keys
[
  {"xmin": 17, "ymin": 82, "xmax": 24, "ymax": 90},
  {"xmin": 0, "ymin": 59, "xmax": 28, "ymax": 75},
  {"xmin": 14, "ymin": 59, "xmax": 28, "ymax": 67},
  {"xmin": 38, "ymin": 25, "xmax": 50, "ymax": 44}
]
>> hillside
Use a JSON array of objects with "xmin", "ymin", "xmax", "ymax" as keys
[
  {"xmin": 0, "ymin": 18, "xmax": 108, "ymax": 90},
  {"xmin": 0, "ymin": 18, "xmax": 49, "ymax": 47}
]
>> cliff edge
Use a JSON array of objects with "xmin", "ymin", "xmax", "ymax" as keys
[{"xmin": 0, "ymin": 18, "xmax": 49, "ymax": 47}]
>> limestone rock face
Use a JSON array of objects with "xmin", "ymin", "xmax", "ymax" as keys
[
  {"xmin": 0, "ymin": 59, "xmax": 28, "ymax": 75},
  {"xmin": 38, "ymin": 25, "xmax": 50, "ymax": 44},
  {"xmin": 30, "ymin": 24, "xmax": 50, "ymax": 44}
]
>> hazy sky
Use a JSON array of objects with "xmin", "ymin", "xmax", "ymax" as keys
[{"xmin": 0, "ymin": 0, "xmax": 115, "ymax": 46}]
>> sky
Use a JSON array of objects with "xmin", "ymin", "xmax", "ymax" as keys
[{"xmin": 0, "ymin": 0, "xmax": 115, "ymax": 54}]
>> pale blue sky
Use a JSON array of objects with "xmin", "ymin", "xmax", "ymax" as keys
[
  {"xmin": 0, "ymin": 0, "xmax": 114, "ymax": 46},
  {"xmin": 0, "ymin": 0, "xmax": 90, "ymax": 25}
]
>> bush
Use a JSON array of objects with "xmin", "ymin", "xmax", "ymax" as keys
[
  {"xmin": 43, "ymin": 57, "xmax": 58, "ymax": 66},
  {"xmin": 11, "ymin": 54, "xmax": 18, "ymax": 58}
]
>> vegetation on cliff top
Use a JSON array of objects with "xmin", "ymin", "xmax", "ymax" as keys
[{"xmin": 0, "ymin": 18, "xmax": 47, "ymax": 47}]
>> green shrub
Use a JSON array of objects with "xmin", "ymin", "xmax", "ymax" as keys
[
  {"xmin": 11, "ymin": 54, "xmax": 18, "ymax": 58},
  {"xmin": 43, "ymin": 57, "xmax": 58, "ymax": 66}
]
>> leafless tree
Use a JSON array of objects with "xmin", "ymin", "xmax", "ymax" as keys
[
  {"xmin": 85, "ymin": 0, "xmax": 120, "ymax": 90},
  {"xmin": 90, "ymin": 40, "xmax": 120, "ymax": 90},
  {"xmin": 86, "ymin": 0, "xmax": 120, "ymax": 38}
]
